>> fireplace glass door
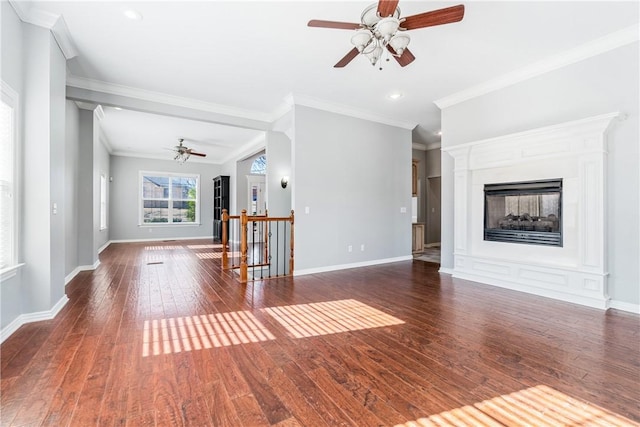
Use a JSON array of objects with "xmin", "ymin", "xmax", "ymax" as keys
[{"xmin": 484, "ymin": 179, "xmax": 562, "ymax": 246}]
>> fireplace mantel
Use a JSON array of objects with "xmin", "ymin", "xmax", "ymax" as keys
[{"xmin": 442, "ymin": 113, "xmax": 621, "ymax": 309}]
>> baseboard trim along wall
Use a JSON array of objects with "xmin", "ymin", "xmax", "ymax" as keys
[
  {"xmin": 64, "ymin": 259, "xmax": 101, "ymax": 285},
  {"xmin": 0, "ymin": 295, "xmax": 69, "ymax": 344},
  {"xmin": 108, "ymin": 236, "xmax": 212, "ymax": 244},
  {"xmin": 609, "ymin": 300, "xmax": 640, "ymax": 314},
  {"xmin": 294, "ymin": 256, "xmax": 413, "ymax": 277}
]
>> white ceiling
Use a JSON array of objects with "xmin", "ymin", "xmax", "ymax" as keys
[{"xmin": 20, "ymin": 1, "xmax": 640, "ymax": 163}]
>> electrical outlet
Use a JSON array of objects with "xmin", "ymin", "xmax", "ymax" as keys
[
  {"xmin": 400, "ymin": 207, "xmax": 407, "ymax": 213},
  {"xmin": 348, "ymin": 245, "xmax": 352, "ymax": 253},
  {"xmin": 305, "ymin": 206, "xmax": 310, "ymax": 214},
  {"xmin": 360, "ymin": 244, "xmax": 365, "ymax": 251}
]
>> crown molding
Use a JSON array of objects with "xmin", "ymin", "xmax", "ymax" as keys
[
  {"xmin": 435, "ymin": 24, "xmax": 640, "ymax": 110},
  {"xmin": 74, "ymin": 101, "xmax": 96, "ymax": 111},
  {"xmin": 9, "ymin": 1, "xmax": 78, "ymax": 59},
  {"xmin": 66, "ymin": 75, "xmax": 273, "ymax": 123},
  {"xmin": 94, "ymin": 104, "xmax": 105, "ymax": 121},
  {"xmin": 290, "ymin": 93, "xmax": 417, "ymax": 130}
]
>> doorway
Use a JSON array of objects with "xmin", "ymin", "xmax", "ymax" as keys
[
  {"xmin": 247, "ymin": 175, "xmax": 266, "ymax": 243},
  {"xmin": 426, "ymin": 176, "xmax": 441, "ymax": 245}
]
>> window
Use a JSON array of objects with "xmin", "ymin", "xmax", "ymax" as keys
[
  {"xmin": 140, "ymin": 172, "xmax": 200, "ymax": 225},
  {"xmin": 100, "ymin": 174, "xmax": 107, "ymax": 230},
  {"xmin": 0, "ymin": 82, "xmax": 18, "ymax": 273},
  {"xmin": 250, "ymin": 155, "xmax": 266, "ymax": 175}
]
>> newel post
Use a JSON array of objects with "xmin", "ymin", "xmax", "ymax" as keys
[
  {"xmin": 240, "ymin": 209, "xmax": 248, "ymax": 283},
  {"xmin": 289, "ymin": 210, "xmax": 294, "ymax": 274},
  {"xmin": 221, "ymin": 209, "xmax": 229, "ymax": 270}
]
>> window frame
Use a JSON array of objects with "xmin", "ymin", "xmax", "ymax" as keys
[
  {"xmin": 139, "ymin": 171, "xmax": 201, "ymax": 226},
  {"xmin": 0, "ymin": 80, "xmax": 21, "ymax": 280}
]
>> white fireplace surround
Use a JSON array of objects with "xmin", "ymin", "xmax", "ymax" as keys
[{"xmin": 443, "ymin": 112, "xmax": 621, "ymax": 310}]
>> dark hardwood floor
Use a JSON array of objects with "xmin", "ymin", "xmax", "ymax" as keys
[{"xmin": 1, "ymin": 239, "xmax": 639, "ymax": 426}]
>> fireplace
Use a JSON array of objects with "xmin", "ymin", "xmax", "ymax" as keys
[{"xmin": 484, "ymin": 179, "xmax": 562, "ymax": 246}]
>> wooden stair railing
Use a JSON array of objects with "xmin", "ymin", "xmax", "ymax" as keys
[{"xmin": 221, "ymin": 209, "xmax": 294, "ymax": 282}]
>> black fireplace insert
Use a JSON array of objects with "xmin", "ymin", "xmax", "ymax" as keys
[{"xmin": 484, "ymin": 179, "xmax": 562, "ymax": 246}]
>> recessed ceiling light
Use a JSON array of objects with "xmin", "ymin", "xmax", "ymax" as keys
[
  {"xmin": 436, "ymin": 130, "xmax": 442, "ymax": 136},
  {"xmin": 388, "ymin": 92, "xmax": 403, "ymax": 100},
  {"xmin": 114, "ymin": 107, "xmax": 122, "ymax": 111},
  {"xmin": 123, "ymin": 9, "xmax": 143, "ymax": 21}
]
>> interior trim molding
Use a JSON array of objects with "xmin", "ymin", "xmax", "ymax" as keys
[
  {"xmin": 0, "ymin": 295, "xmax": 69, "ymax": 344},
  {"xmin": 435, "ymin": 24, "xmax": 639, "ymax": 109},
  {"xmin": 64, "ymin": 260, "xmax": 100, "ymax": 285},
  {"xmin": 609, "ymin": 300, "xmax": 640, "ymax": 314},
  {"xmin": 108, "ymin": 236, "xmax": 212, "ymax": 244},
  {"xmin": 66, "ymin": 75, "xmax": 273, "ymax": 123},
  {"xmin": 294, "ymin": 255, "xmax": 413, "ymax": 277},
  {"xmin": 8, "ymin": 1, "xmax": 78, "ymax": 59}
]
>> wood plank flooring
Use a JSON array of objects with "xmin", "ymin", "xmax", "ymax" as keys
[{"xmin": 1, "ymin": 239, "xmax": 639, "ymax": 426}]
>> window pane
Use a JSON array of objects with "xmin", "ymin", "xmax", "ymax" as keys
[
  {"xmin": 143, "ymin": 200, "xmax": 169, "ymax": 223},
  {"xmin": 172, "ymin": 200, "xmax": 195, "ymax": 223},
  {"xmin": 143, "ymin": 176, "xmax": 169, "ymax": 198},
  {"xmin": 172, "ymin": 177, "xmax": 196, "ymax": 199}
]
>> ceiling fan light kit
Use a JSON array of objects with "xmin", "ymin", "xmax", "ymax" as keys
[
  {"xmin": 309, "ymin": 1, "xmax": 464, "ymax": 69},
  {"xmin": 172, "ymin": 138, "xmax": 206, "ymax": 164}
]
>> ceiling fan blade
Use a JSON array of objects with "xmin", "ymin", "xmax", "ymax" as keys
[
  {"xmin": 334, "ymin": 47, "xmax": 360, "ymax": 68},
  {"xmin": 400, "ymin": 5, "xmax": 465, "ymax": 30},
  {"xmin": 377, "ymin": 0, "xmax": 399, "ymax": 18},
  {"xmin": 308, "ymin": 19, "xmax": 361, "ymax": 30},
  {"xmin": 187, "ymin": 151, "xmax": 206, "ymax": 157},
  {"xmin": 387, "ymin": 46, "xmax": 415, "ymax": 67}
]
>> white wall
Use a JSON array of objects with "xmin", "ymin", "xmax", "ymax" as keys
[
  {"xmin": 440, "ymin": 43, "xmax": 639, "ymax": 306},
  {"xmin": 109, "ymin": 155, "xmax": 221, "ymax": 241},
  {"xmin": 293, "ymin": 105, "xmax": 412, "ymax": 272}
]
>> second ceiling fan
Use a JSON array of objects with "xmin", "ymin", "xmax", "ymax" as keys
[{"xmin": 308, "ymin": 0, "xmax": 464, "ymax": 68}]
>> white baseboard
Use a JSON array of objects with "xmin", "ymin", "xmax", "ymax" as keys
[
  {"xmin": 98, "ymin": 240, "xmax": 111, "ymax": 253},
  {"xmin": 109, "ymin": 236, "xmax": 212, "ymax": 244},
  {"xmin": 294, "ymin": 256, "xmax": 413, "ymax": 277},
  {"xmin": 0, "ymin": 294, "xmax": 69, "ymax": 344},
  {"xmin": 64, "ymin": 259, "xmax": 100, "ymax": 285},
  {"xmin": 438, "ymin": 267, "xmax": 454, "ymax": 275},
  {"xmin": 609, "ymin": 300, "xmax": 640, "ymax": 314}
]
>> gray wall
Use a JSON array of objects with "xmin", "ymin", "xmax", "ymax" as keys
[
  {"xmin": 109, "ymin": 155, "xmax": 222, "ymax": 241},
  {"xmin": 266, "ymin": 131, "xmax": 292, "ymax": 217},
  {"xmin": 77, "ymin": 109, "xmax": 95, "ymax": 266},
  {"xmin": 440, "ymin": 43, "xmax": 639, "ymax": 305},
  {"xmin": 95, "ymin": 123, "xmax": 110, "ymax": 251},
  {"xmin": 64, "ymin": 101, "xmax": 80, "ymax": 276},
  {"xmin": 293, "ymin": 105, "xmax": 412, "ymax": 271}
]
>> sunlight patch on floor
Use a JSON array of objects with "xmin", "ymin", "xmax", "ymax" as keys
[
  {"xmin": 187, "ymin": 244, "xmax": 221, "ymax": 249},
  {"xmin": 195, "ymin": 252, "xmax": 221, "ymax": 259},
  {"xmin": 394, "ymin": 385, "xmax": 639, "ymax": 427},
  {"xmin": 144, "ymin": 245, "xmax": 183, "ymax": 250},
  {"xmin": 142, "ymin": 311, "xmax": 275, "ymax": 357},
  {"xmin": 262, "ymin": 299, "xmax": 404, "ymax": 339}
]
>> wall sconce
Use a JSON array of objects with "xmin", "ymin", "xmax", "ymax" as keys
[{"xmin": 281, "ymin": 176, "xmax": 289, "ymax": 189}]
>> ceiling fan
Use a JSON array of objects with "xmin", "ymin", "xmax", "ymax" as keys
[
  {"xmin": 308, "ymin": 0, "xmax": 465, "ymax": 68},
  {"xmin": 172, "ymin": 138, "xmax": 206, "ymax": 163}
]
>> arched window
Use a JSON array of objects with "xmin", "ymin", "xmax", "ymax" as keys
[{"xmin": 250, "ymin": 155, "xmax": 266, "ymax": 175}]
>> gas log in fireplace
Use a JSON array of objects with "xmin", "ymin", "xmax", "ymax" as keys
[{"xmin": 484, "ymin": 179, "xmax": 562, "ymax": 246}]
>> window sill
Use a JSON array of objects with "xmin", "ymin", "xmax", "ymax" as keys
[{"xmin": 1, "ymin": 263, "xmax": 25, "ymax": 282}]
